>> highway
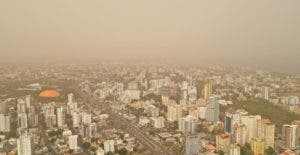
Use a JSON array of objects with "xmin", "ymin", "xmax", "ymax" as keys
[{"xmin": 74, "ymin": 83, "xmax": 174, "ymax": 155}]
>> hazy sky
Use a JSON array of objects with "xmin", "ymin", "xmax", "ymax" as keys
[{"xmin": 0, "ymin": 0, "xmax": 299, "ymax": 73}]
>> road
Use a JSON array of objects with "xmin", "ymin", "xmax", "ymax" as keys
[{"xmin": 73, "ymin": 83, "xmax": 174, "ymax": 155}]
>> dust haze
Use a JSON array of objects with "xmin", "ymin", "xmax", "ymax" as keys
[{"xmin": 0, "ymin": 0, "xmax": 299, "ymax": 73}]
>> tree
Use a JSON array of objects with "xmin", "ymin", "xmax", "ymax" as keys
[
  {"xmin": 240, "ymin": 143, "xmax": 253, "ymax": 155},
  {"xmin": 265, "ymin": 147, "xmax": 276, "ymax": 155},
  {"xmin": 116, "ymin": 148, "xmax": 128, "ymax": 155},
  {"xmin": 82, "ymin": 142, "xmax": 91, "ymax": 150},
  {"xmin": 218, "ymin": 150, "xmax": 225, "ymax": 155}
]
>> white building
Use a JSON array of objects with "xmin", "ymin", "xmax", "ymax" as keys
[
  {"xmin": 68, "ymin": 135, "xmax": 78, "ymax": 150},
  {"xmin": 241, "ymin": 115, "xmax": 261, "ymax": 142},
  {"xmin": 229, "ymin": 144, "xmax": 241, "ymax": 155},
  {"xmin": 82, "ymin": 112, "xmax": 92, "ymax": 124},
  {"xmin": 0, "ymin": 114, "xmax": 10, "ymax": 132},
  {"xmin": 178, "ymin": 115, "xmax": 198, "ymax": 134},
  {"xmin": 104, "ymin": 140, "xmax": 115, "ymax": 153},
  {"xmin": 72, "ymin": 111, "xmax": 81, "ymax": 128},
  {"xmin": 150, "ymin": 117, "xmax": 165, "ymax": 128},
  {"xmin": 17, "ymin": 132, "xmax": 34, "ymax": 155},
  {"xmin": 96, "ymin": 147, "xmax": 105, "ymax": 155},
  {"xmin": 167, "ymin": 104, "xmax": 182, "ymax": 122},
  {"xmin": 18, "ymin": 113, "xmax": 28, "ymax": 129},
  {"xmin": 56, "ymin": 107, "xmax": 65, "ymax": 128}
]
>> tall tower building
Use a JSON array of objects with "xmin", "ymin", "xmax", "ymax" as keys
[
  {"xmin": 82, "ymin": 112, "xmax": 92, "ymax": 124},
  {"xmin": 241, "ymin": 115, "xmax": 261, "ymax": 142},
  {"xmin": 257, "ymin": 119, "xmax": 275, "ymax": 149},
  {"xmin": 17, "ymin": 132, "xmax": 34, "ymax": 155},
  {"xmin": 282, "ymin": 124, "xmax": 298, "ymax": 149},
  {"xmin": 104, "ymin": 140, "xmax": 115, "ymax": 153},
  {"xmin": 216, "ymin": 133, "xmax": 231, "ymax": 153},
  {"xmin": 233, "ymin": 123, "xmax": 247, "ymax": 146},
  {"xmin": 0, "ymin": 101, "xmax": 8, "ymax": 114},
  {"xmin": 25, "ymin": 95, "xmax": 31, "ymax": 109},
  {"xmin": 68, "ymin": 135, "xmax": 78, "ymax": 150},
  {"xmin": 18, "ymin": 113, "xmax": 28, "ymax": 129},
  {"xmin": 203, "ymin": 83, "xmax": 212, "ymax": 100},
  {"xmin": 205, "ymin": 97, "xmax": 219, "ymax": 122},
  {"xmin": 262, "ymin": 87, "xmax": 269, "ymax": 100},
  {"xmin": 178, "ymin": 115, "xmax": 198, "ymax": 134},
  {"xmin": 56, "ymin": 107, "xmax": 65, "ymax": 128},
  {"xmin": 167, "ymin": 104, "xmax": 182, "ymax": 122},
  {"xmin": 185, "ymin": 134, "xmax": 200, "ymax": 155},
  {"xmin": 68, "ymin": 93, "xmax": 74, "ymax": 103},
  {"xmin": 72, "ymin": 111, "xmax": 81, "ymax": 128},
  {"xmin": 0, "ymin": 114, "xmax": 10, "ymax": 132},
  {"xmin": 250, "ymin": 138, "xmax": 265, "ymax": 155},
  {"xmin": 225, "ymin": 112, "xmax": 241, "ymax": 134}
]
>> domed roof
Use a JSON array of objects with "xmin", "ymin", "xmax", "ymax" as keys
[{"xmin": 39, "ymin": 90, "xmax": 60, "ymax": 98}]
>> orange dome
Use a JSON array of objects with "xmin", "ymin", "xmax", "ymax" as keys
[{"xmin": 39, "ymin": 90, "xmax": 60, "ymax": 98}]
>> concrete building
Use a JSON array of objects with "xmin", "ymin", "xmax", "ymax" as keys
[
  {"xmin": 17, "ymin": 132, "xmax": 34, "ymax": 155},
  {"xmin": 150, "ymin": 117, "xmax": 165, "ymax": 128},
  {"xmin": 185, "ymin": 134, "xmax": 200, "ymax": 155},
  {"xmin": 0, "ymin": 114, "xmax": 10, "ymax": 132},
  {"xmin": 241, "ymin": 115, "xmax": 261, "ymax": 142},
  {"xmin": 203, "ymin": 83, "xmax": 212, "ymax": 100},
  {"xmin": 225, "ymin": 112, "xmax": 241, "ymax": 134},
  {"xmin": 257, "ymin": 119, "xmax": 275, "ymax": 149},
  {"xmin": 104, "ymin": 140, "xmax": 115, "ymax": 153},
  {"xmin": 250, "ymin": 138, "xmax": 265, "ymax": 155},
  {"xmin": 178, "ymin": 115, "xmax": 198, "ymax": 134},
  {"xmin": 233, "ymin": 123, "xmax": 247, "ymax": 146},
  {"xmin": 18, "ymin": 113, "xmax": 28, "ymax": 129},
  {"xmin": 282, "ymin": 124, "xmax": 298, "ymax": 149},
  {"xmin": 167, "ymin": 104, "xmax": 182, "ymax": 122},
  {"xmin": 82, "ymin": 112, "xmax": 92, "ymax": 124},
  {"xmin": 229, "ymin": 144, "xmax": 241, "ymax": 155},
  {"xmin": 56, "ymin": 107, "xmax": 65, "ymax": 128},
  {"xmin": 216, "ymin": 133, "xmax": 231, "ymax": 153},
  {"xmin": 205, "ymin": 97, "xmax": 219, "ymax": 122},
  {"xmin": 68, "ymin": 135, "xmax": 78, "ymax": 150}
]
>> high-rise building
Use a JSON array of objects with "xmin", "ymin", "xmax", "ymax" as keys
[
  {"xmin": 68, "ymin": 93, "xmax": 74, "ymax": 103},
  {"xmin": 72, "ymin": 111, "xmax": 81, "ymax": 128},
  {"xmin": 25, "ymin": 95, "xmax": 31, "ymax": 109},
  {"xmin": 104, "ymin": 140, "xmax": 115, "ymax": 153},
  {"xmin": 257, "ymin": 119, "xmax": 275, "ymax": 149},
  {"xmin": 167, "ymin": 104, "xmax": 182, "ymax": 122},
  {"xmin": 185, "ymin": 134, "xmax": 200, "ymax": 155},
  {"xmin": 0, "ymin": 114, "xmax": 10, "ymax": 132},
  {"xmin": 150, "ymin": 117, "xmax": 165, "ymax": 128},
  {"xmin": 229, "ymin": 144, "xmax": 241, "ymax": 155},
  {"xmin": 262, "ymin": 87, "xmax": 269, "ymax": 100},
  {"xmin": 203, "ymin": 83, "xmax": 212, "ymax": 100},
  {"xmin": 68, "ymin": 135, "xmax": 78, "ymax": 150},
  {"xmin": 216, "ymin": 133, "xmax": 231, "ymax": 153},
  {"xmin": 18, "ymin": 113, "xmax": 28, "ymax": 129},
  {"xmin": 17, "ymin": 132, "xmax": 34, "ymax": 155},
  {"xmin": 233, "ymin": 123, "xmax": 247, "ymax": 146},
  {"xmin": 0, "ymin": 101, "xmax": 8, "ymax": 114},
  {"xmin": 84, "ymin": 123, "xmax": 97, "ymax": 138},
  {"xmin": 17, "ymin": 101, "xmax": 27, "ymax": 113},
  {"xmin": 178, "ymin": 115, "xmax": 198, "ymax": 134},
  {"xmin": 96, "ymin": 147, "xmax": 105, "ymax": 155},
  {"xmin": 250, "ymin": 138, "xmax": 265, "ymax": 155},
  {"xmin": 241, "ymin": 115, "xmax": 261, "ymax": 142},
  {"xmin": 225, "ymin": 112, "xmax": 241, "ymax": 133},
  {"xmin": 205, "ymin": 97, "xmax": 219, "ymax": 122},
  {"xmin": 56, "ymin": 107, "xmax": 65, "ymax": 128},
  {"xmin": 82, "ymin": 112, "xmax": 92, "ymax": 124},
  {"xmin": 282, "ymin": 124, "xmax": 298, "ymax": 149}
]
